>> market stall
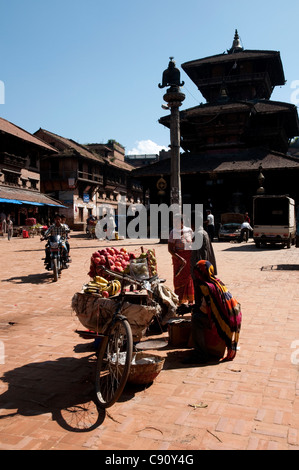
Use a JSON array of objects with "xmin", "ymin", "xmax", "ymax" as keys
[
  {"xmin": 73, "ymin": 246, "xmax": 179, "ymax": 336},
  {"xmin": 71, "ymin": 245, "xmax": 180, "ymax": 408}
]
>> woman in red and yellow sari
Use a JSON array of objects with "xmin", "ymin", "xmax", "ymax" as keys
[
  {"xmin": 179, "ymin": 260, "xmax": 242, "ymax": 364},
  {"xmin": 168, "ymin": 218, "xmax": 194, "ymax": 304}
]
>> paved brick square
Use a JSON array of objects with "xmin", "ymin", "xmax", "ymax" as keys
[{"xmin": 0, "ymin": 233, "xmax": 299, "ymax": 450}]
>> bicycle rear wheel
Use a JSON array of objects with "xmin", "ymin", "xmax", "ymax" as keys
[{"xmin": 95, "ymin": 316, "xmax": 133, "ymax": 408}]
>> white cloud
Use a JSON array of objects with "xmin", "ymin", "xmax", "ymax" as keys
[{"xmin": 127, "ymin": 139, "xmax": 168, "ymax": 155}]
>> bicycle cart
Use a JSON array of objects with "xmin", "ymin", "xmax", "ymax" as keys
[{"xmin": 72, "ymin": 268, "xmax": 165, "ymax": 408}]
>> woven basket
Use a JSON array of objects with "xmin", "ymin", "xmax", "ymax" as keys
[
  {"xmin": 71, "ymin": 292, "xmax": 160, "ymax": 341},
  {"xmin": 126, "ymin": 352, "xmax": 165, "ymax": 385}
]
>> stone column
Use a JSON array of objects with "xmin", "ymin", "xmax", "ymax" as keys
[{"xmin": 159, "ymin": 58, "xmax": 185, "ymax": 211}]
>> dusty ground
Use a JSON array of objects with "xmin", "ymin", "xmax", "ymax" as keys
[{"xmin": 0, "ymin": 232, "xmax": 299, "ymax": 450}]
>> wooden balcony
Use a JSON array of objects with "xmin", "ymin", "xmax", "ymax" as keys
[{"xmin": 41, "ymin": 169, "xmax": 103, "ymax": 185}]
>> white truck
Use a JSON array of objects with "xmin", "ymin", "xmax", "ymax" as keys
[{"xmin": 253, "ymin": 195, "xmax": 296, "ymax": 248}]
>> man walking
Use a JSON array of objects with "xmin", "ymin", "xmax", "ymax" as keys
[{"xmin": 205, "ymin": 210, "xmax": 215, "ymax": 242}]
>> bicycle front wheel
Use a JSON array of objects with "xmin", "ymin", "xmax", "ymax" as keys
[{"xmin": 95, "ymin": 316, "xmax": 133, "ymax": 408}]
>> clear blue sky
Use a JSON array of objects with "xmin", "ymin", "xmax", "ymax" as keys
[{"xmin": 1, "ymin": 0, "xmax": 299, "ymax": 154}]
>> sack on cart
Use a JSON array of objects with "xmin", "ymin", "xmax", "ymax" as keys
[{"xmin": 72, "ymin": 292, "xmax": 161, "ymax": 341}]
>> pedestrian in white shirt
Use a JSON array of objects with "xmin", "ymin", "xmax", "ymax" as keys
[
  {"xmin": 205, "ymin": 210, "xmax": 215, "ymax": 242},
  {"xmin": 239, "ymin": 221, "xmax": 253, "ymax": 242}
]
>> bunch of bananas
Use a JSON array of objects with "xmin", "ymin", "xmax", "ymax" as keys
[
  {"xmin": 106, "ymin": 279, "xmax": 121, "ymax": 296},
  {"xmin": 83, "ymin": 276, "xmax": 121, "ymax": 297},
  {"xmin": 83, "ymin": 276, "xmax": 109, "ymax": 294},
  {"xmin": 147, "ymin": 249, "xmax": 157, "ymax": 276}
]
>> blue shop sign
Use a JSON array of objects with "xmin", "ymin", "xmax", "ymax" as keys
[{"xmin": 83, "ymin": 193, "xmax": 90, "ymax": 203}]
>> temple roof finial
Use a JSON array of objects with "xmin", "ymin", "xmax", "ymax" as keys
[{"xmin": 228, "ymin": 29, "xmax": 243, "ymax": 54}]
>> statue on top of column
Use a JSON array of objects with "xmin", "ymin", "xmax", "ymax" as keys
[{"xmin": 158, "ymin": 57, "xmax": 184, "ymax": 89}]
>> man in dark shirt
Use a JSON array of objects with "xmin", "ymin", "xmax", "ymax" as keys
[{"xmin": 43, "ymin": 214, "xmax": 69, "ymax": 268}]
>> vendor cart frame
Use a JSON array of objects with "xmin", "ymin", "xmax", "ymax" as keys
[
  {"xmin": 94, "ymin": 303, "xmax": 133, "ymax": 408},
  {"xmin": 75, "ymin": 268, "xmax": 164, "ymax": 408}
]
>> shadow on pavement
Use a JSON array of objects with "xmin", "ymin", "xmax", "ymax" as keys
[
  {"xmin": 163, "ymin": 350, "xmax": 221, "ymax": 369},
  {"xmin": 0, "ymin": 354, "xmax": 105, "ymax": 432},
  {"xmin": 261, "ymin": 264, "xmax": 299, "ymax": 271},
  {"xmin": 222, "ymin": 242, "xmax": 290, "ymax": 252},
  {"xmin": 2, "ymin": 273, "xmax": 52, "ymax": 284}
]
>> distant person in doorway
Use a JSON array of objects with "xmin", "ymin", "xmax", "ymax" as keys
[
  {"xmin": 205, "ymin": 210, "xmax": 215, "ymax": 242},
  {"xmin": 244, "ymin": 212, "xmax": 251, "ymax": 224}
]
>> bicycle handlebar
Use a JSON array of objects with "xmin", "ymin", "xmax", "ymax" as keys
[
  {"xmin": 101, "ymin": 266, "xmax": 163, "ymax": 291},
  {"xmin": 101, "ymin": 266, "xmax": 143, "ymax": 286}
]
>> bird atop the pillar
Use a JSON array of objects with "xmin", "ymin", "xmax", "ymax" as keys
[{"xmin": 158, "ymin": 57, "xmax": 184, "ymax": 89}]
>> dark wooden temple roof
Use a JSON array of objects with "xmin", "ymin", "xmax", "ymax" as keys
[
  {"xmin": 159, "ymin": 100, "xmax": 299, "ymax": 138},
  {"xmin": 132, "ymin": 148, "xmax": 299, "ymax": 178},
  {"xmin": 180, "ymin": 100, "xmax": 298, "ymax": 115},
  {"xmin": 161, "ymin": 99, "xmax": 298, "ymax": 120},
  {"xmin": 182, "ymin": 50, "xmax": 285, "ymax": 86}
]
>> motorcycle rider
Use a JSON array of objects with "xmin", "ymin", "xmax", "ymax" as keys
[
  {"xmin": 42, "ymin": 214, "xmax": 69, "ymax": 269},
  {"xmin": 60, "ymin": 214, "xmax": 71, "ymax": 260}
]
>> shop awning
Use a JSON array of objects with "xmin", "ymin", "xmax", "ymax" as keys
[
  {"xmin": 19, "ymin": 200, "xmax": 67, "ymax": 208},
  {"xmin": 19, "ymin": 200, "xmax": 45, "ymax": 206},
  {"xmin": 46, "ymin": 203, "xmax": 68, "ymax": 208},
  {"xmin": 0, "ymin": 189, "xmax": 67, "ymax": 208},
  {"xmin": 0, "ymin": 198, "xmax": 22, "ymax": 204},
  {"xmin": 0, "ymin": 198, "xmax": 67, "ymax": 208}
]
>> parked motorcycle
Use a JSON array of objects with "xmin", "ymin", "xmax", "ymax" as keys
[{"xmin": 42, "ymin": 235, "xmax": 69, "ymax": 282}]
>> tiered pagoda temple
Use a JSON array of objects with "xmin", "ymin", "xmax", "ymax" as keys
[{"xmin": 133, "ymin": 31, "xmax": 299, "ymax": 221}]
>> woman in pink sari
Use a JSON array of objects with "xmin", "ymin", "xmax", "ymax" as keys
[{"xmin": 168, "ymin": 217, "xmax": 194, "ymax": 304}]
